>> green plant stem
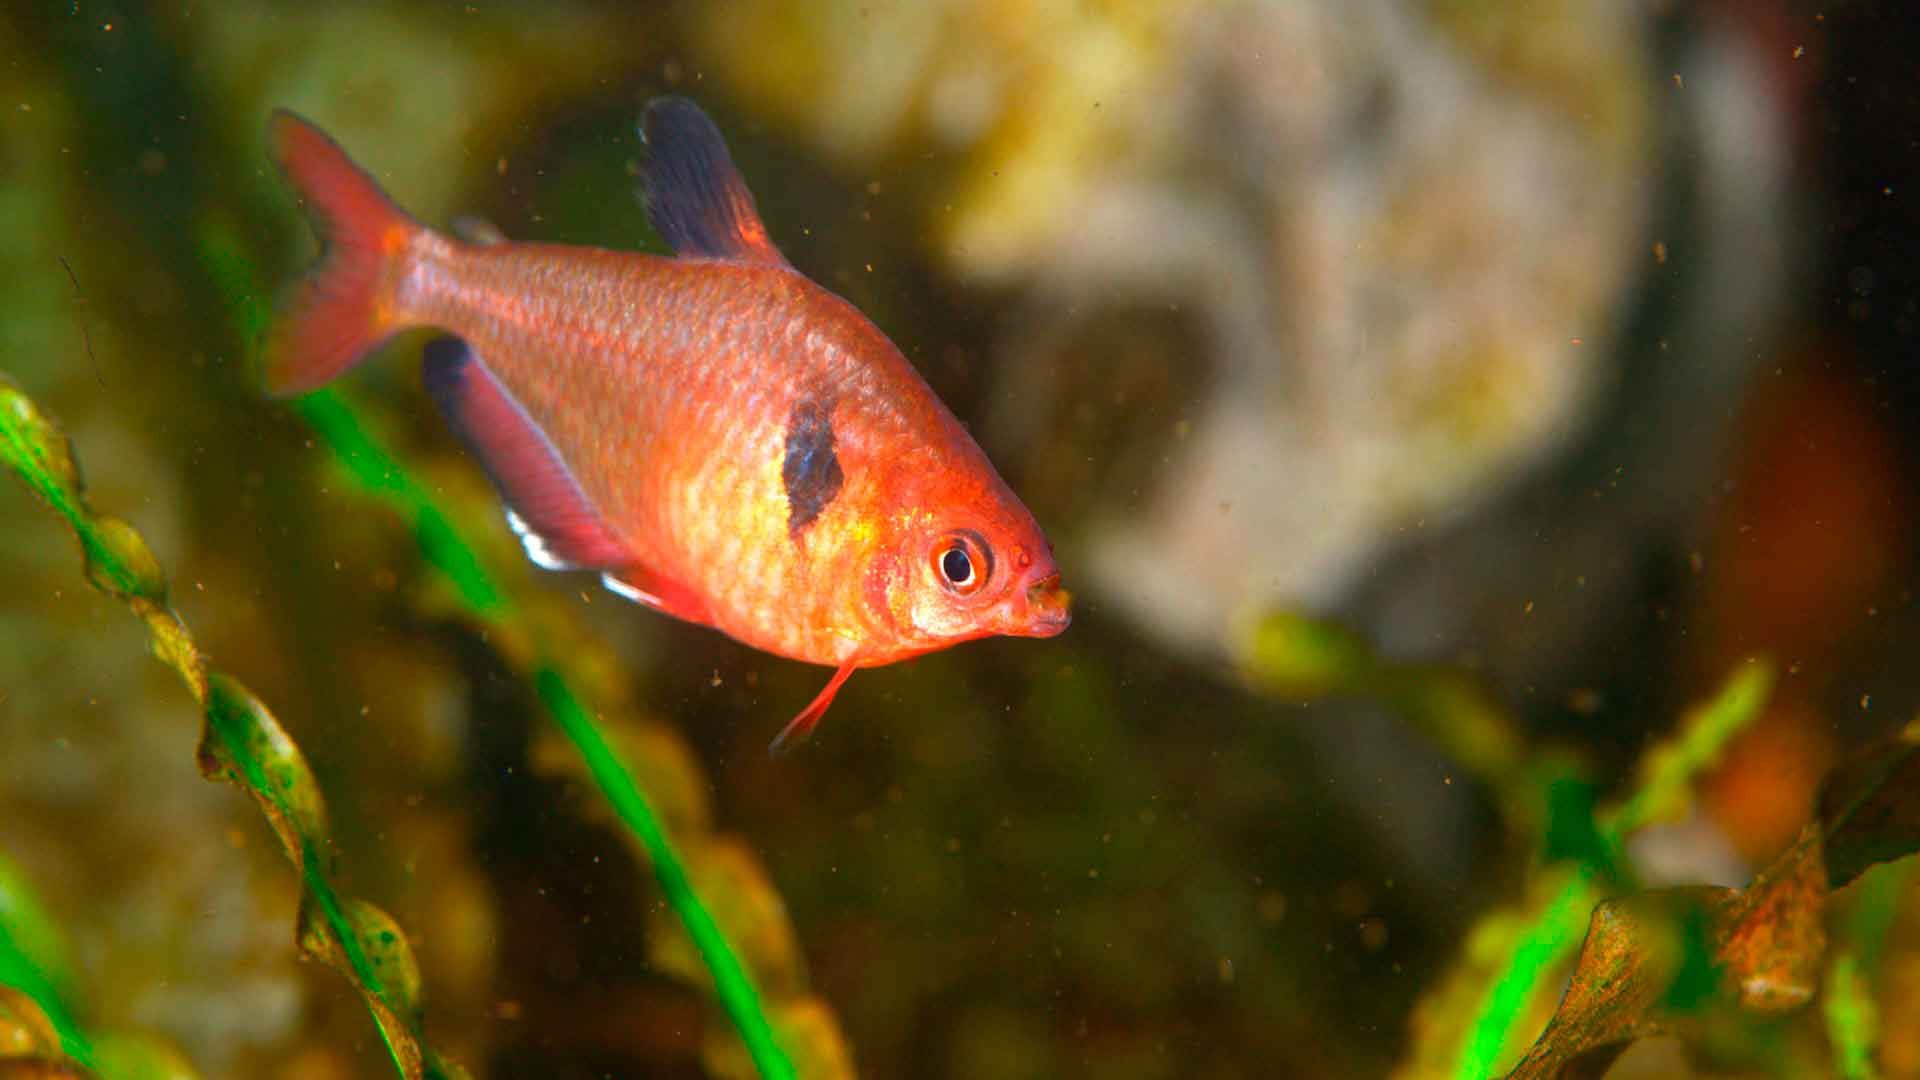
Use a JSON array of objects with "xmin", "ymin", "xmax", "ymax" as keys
[
  {"xmin": 198, "ymin": 230, "xmax": 797, "ymax": 1079},
  {"xmin": 298, "ymin": 383, "xmax": 796, "ymax": 1077},
  {"xmin": 1453, "ymin": 868, "xmax": 1595, "ymax": 1080},
  {"xmin": 536, "ymin": 669, "xmax": 794, "ymax": 1078},
  {"xmin": 2, "ymin": 371, "xmax": 456, "ymax": 1080},
  {"xmin": 1450, "ymin": 661, "xmax": 1774, "ymax": 1080}
]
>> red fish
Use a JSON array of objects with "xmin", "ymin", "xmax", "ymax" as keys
[{"xmin": 266, "ymin": 98, "xmax": 1070, "ymax": 751}]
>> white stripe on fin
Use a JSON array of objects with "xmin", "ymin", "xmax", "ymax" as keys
[
  {"xmin": 421, "ymin": 337, "xmax": 632, "ymax": 573},
  {"xmin": 508, "ymin": 509, "xmax": 577, "ymax": 571},
  {"xmin": 601, "ymin": 571, "xmax": 662, "ymax": 607}
]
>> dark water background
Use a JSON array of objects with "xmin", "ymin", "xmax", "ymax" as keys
[{"xmin": 3, "ymin": 3, "xmax": 1920, "ymax": 1078}]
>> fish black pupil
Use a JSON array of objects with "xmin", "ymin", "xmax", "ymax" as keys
[{"xmin": 942, "ymin": 547, "xmax": 972, "ymax": 585}]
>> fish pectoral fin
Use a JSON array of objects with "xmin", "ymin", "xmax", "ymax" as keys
[
  {"xmin": 422, "ymin": 336, "xmax": 632, "ymax": 572},
  {"xmin": 639, "ymin": 96, "xmax": 788, "ymax": 266},
  {"xmin": 769, "ymin": 662, "xmax": 857, "ymax": 757},
  {"xmin": 601, "ymin": 565, "xmax": 713, "ymax": 626}
]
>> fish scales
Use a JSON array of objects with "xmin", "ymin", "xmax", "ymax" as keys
[{"xmin": 264, "ymin": 98, "xmax": 1069, "ymax": 749}]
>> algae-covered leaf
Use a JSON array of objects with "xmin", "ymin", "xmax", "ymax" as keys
[
  {"xmin": 195, "ymin": 678, "xmax": 331, "ymax": 866},
  {"xmin": 0, "ymin": 381, "xmax": 82, "ymax": 513},
  {"xmin": 1395, "ymin": 868, "xmax": 1595, "ymax": 1080},
  {"xmin": 1503, "ymin": 887, "xmax": 1716, "ymax": 1080},
  {"xmin": 299, "ymin": 898, "xmax": 427, "ymax": 1028},
  {"xmin": 1505, "ymin": 717, "xmax": 1920, "ymax": 1078},
  {"xmin": 0, "ymin": 372, "xmax": 463, "ymax": 1080},
  {"xmin": 1504, "ymin": 832, "xmax": 1825, "ymax": 1078},
  {"xmin": 1398, "ymin": 663, "xmax": 1771, "ymax": 1080},
  {"xmin": 1818, "ymin": 720, "xmax": 1920, "ymax": 889},
  {"xmin": 200, "ymin": 231, "xmax": 810, "ymax": 1080}
]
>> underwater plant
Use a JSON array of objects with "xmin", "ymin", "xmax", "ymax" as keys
[
  {"xmin": 1, "ymin": 372, "xmax": 467, "ymax": 1079},
  {"xmin": 3, "ymin": 345, "xmax": 856, "ymax": 1076},
  {"xmin": 7, "ymin": 5, "xmax": 1920, "ymax": 1078},
  {"xmin": 1243, "ymin": 610, "xmax": 1920, "ymax": 1078}
]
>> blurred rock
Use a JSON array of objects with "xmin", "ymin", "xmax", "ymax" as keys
[{"xmin": 689, "ymin": 0, "xmax": 1641, "ymax": 652}]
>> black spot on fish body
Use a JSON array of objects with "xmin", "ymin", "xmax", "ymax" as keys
[{"xmin": 783, "ymin": 398, "xmax": 843, "ymax": 537}]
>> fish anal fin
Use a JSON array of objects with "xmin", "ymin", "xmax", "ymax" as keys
[
  {"xmin": 769, "ymin": 662, "xmax": 857, "ymax": 757},
  {"xmin": 640, "ymin": 96, "xmax": 786, "ymax": 265},
  {"xmin": 421, "ymin": 337, "xmax": 631, "ymax": 572},
  {"xmin": 601, "ymin": 566, "xmax": 713, "ymax": 626}
]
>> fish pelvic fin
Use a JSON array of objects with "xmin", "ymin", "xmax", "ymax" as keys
[
  {"xmin": 769, "ymin": 662, "xmax": 857, "ymax": 757},
  {"xmin": 640, "ymin": 96, "xmax": 787, "ymax": 266},
  {"xmin": 264, "ymin": 109, "xmax": 420, "ymax": 397}
]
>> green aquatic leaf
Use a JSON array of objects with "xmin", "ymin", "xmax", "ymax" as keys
[
  {"xmin": 0, "ymin": 860, "xmax": 207, "ymax": 1079},
  {"xmin": 1608, "ymin": 662, "xmax": 1776, "ymax": 843},
  {"xmin": 1818, "ymin": 721, "xmax": 1920, "ymax": 890},
  {"xmin": 1503, "ymin": 716, "xmax": 1920, "ymax": 1078},
  {"xmin": 1502, "ymin": 828, "xmax": 1826, "ymax": 1079},
  {"xmin": 1389, "ymin": 661, "xmax": 1774, "ymax": 1080},
  {"xmin": 0, "ymin": 372, "xmax": 463, "ymax": 1080},
  {"xmin": 196, "ymin": 678, "xmax": 330, "ymax": 860}
]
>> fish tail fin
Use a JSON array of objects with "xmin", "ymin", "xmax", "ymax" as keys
[{"xmin": 264, "ymin": 109, "xmax": 420, "ymax": 397}]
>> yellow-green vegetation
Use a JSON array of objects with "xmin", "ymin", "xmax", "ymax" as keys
[
  {"xmin": 1505, "ymin": 721, "xmax": 1920, "ymax": 1077},
  {"xmin": 1240, "ymin": 611, "xmax": 1539, "ymax": 828},
  {"xmin": 1243, "ymin": 610, "xmax": 1920, "ymax": 1078},
  {"xmin": 0, "ymin": 373, "xmax": 462, "ymax": 1079},
  {"xmin": 0, "ymin": 859, "xmax": 201, "ymax": 1080},
  {"xmin": 0, "ymin": 852, "xmax": 87, "ymax": 1066},
  {"xmin": 4, "ymin": 5, "xmax": 1916, "ymax": 1078}
]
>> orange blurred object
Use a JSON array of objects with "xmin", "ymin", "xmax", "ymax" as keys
[{"xmin": 1695, "ymin": 353, "xmax": 1909, "ymax": 861}]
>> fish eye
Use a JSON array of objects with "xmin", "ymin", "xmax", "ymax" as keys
[
  {"xmin": 942, "ymin": 545, "xmax": 975, "ymax": 586},
  {"xmin": 934, "ymin": 530, "xmax": 992, "ymax": 596}
]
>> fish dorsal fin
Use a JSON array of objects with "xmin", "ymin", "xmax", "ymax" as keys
[
  {"xmin": 640, "ymin": 96, "xmax": 786, "ymax": 265},
  {"xmin": 421, "ymin": 337, "xmax": 632, "ymax": 571}
]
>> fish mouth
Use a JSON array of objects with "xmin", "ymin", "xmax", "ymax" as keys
[{"xmin": 1018, "ymin": 573, "xmax": 1072, "ymax": 637}]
